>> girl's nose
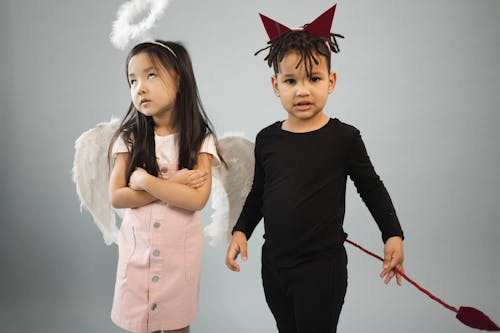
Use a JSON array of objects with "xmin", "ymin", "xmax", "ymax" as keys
[{"xmin": 136, "ymin": 82, "xmax": 147, "ymax": 95}]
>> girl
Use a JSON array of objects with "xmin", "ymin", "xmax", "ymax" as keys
[{"xmin": 108, "ymin": 40, "xmax": 221, "ymax": 333}]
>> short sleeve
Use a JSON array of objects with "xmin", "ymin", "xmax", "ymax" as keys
[
  {"xmin": 200, "ymin": 134, "xmax": 221, "ymax": 167},
  {"xmin": 111, "ymin": 136, "xmax": 129, "ymax": 155}
]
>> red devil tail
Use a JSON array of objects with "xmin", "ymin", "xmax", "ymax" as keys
[{"xmin": 345, "ymin": 239, "xmax": 500, "ymax": 331}]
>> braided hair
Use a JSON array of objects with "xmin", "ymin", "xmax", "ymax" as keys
[{"xmin": 255, "ymin": 30, "xmax": 343, "ymax": 77}]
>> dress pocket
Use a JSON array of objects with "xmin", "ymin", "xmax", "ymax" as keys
[{"xmin": 117, "ymin": 225, "xmax": 136, "ymax": 279}]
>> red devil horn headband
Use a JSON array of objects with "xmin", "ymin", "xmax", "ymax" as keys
[{"xmin": 259, "ymin": 4, "xmax": 337, "ymax": 44}]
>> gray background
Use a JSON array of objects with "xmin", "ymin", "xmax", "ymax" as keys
[{"xmin": 1, "ymin": 0, "xmax": 499, "ymax": 332}]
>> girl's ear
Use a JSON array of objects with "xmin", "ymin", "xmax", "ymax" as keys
[
  {"xmin": 328, "ymin": 71, "xmax": 336, "ymax": 93},
  {"xmin": 271, "ymin": 75, "xmax": 280, "ymax": 97}
]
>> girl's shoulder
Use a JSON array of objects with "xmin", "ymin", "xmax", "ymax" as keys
[
  {"xmin": 111, "ymin": 134, "xmax": 130, "ymax": 154},
  {"xmin": 199, "ymin": 133, "xmax": 221, "ymax": 166}
]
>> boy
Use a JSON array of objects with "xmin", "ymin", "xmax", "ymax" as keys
[{"xmin": 226, "ymin": 5, "xmax": 405, "ymax": 333}]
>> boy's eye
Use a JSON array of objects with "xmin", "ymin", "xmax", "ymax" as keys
[
  {"xmin": 285, "ymin": 79, "xmax": 296, "ymax": 85},
  {"xmin": 129, "ymin": 79, "xmax": 136, "ymax": 85},
  {"xmin": 148, "ymin": 73, "xmax": 156, "ymax": 79},
  {"xmin": 311, "ymin": 76, "xmax": 321, "ymax": 82}
]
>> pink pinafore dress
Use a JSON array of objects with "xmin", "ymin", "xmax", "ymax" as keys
[{"xmin": 110, "ymin": 133, "xmax": 219, "ymax": 333}]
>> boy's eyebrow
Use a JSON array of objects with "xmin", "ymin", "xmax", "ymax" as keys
[
  {"xmin": 128, "ymin": 66, "xmax": 156, "ymax": 77},
  {"xmin": 279, "ymin": 71, "xmax": 325, "ymax": 78}
]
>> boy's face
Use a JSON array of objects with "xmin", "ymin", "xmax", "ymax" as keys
[{"xmin": 271, "ymin": 51, "xmax": 336, "ymax": 125}]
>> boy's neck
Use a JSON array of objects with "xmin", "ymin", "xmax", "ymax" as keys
[{"xmin": 282, "ymin": 112, "xmax": 330, "ymax": 133}]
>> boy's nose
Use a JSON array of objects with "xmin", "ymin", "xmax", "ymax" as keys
[{"xmin": 296, "ymin": 85, "xmax": 310, "ymax": 97}]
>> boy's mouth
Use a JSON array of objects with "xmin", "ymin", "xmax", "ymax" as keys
[{"xmin": 294, "ymin": 101, "xmax": 313, "ymax": 110}]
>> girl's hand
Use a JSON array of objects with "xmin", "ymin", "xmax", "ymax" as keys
[
  {"xmin": 380, "ymin": 236, "xmax": 405, "ymax": 286},
  {"xmin": 129, "ymin": 167, "xmax": 150, "ymax": 191},
  {"xmin": 169, "ymin": 168, "xmax": 208, "ymax": 189}
]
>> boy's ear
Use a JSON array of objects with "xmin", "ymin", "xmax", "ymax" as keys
[
  {"xmin": 271, "ymin": 75, "xmax": 280, "ymax": 97},
  {"xmin": 328, "ymin": 71, "xmax": 337, "ymax": 93}
]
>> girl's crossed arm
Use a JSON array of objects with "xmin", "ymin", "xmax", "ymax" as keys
[
  {"xmin": 109, "ymin": 152, "xmax": 208, "ymax": 209},
  {"xmin": 129, "ymin": 152, "xmax": 213, "ymax": 211},
  {"xmin": 109, "ymin": 153, "xmax": 157, "ymax": 208}
]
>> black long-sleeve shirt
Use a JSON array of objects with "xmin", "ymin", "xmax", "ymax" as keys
[{"xmin": 232, "ymin": 118, "xmax": 404, "ymax": 267}]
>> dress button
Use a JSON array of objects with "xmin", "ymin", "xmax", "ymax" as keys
[
  {"xmin": 153, "ymin": 249, "xmax": 160, "ymax": 257},
  {"xmin": 152, "ymin": 275, "xmax": 159, "ymax": 282},
  {"xmin": 151, "ymin": 303, "xmax": 157, "ymax": 311},
  {"xmin": 153, "ymin": 222, "xmax": 161, "ymax": 229}
]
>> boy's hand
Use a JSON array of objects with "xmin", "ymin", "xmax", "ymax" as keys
[
  {"xmin": 168, "ymin": 168, "xmax": 207, "ymax": 188},
  {"xmin": 226, "ymin": 231, "xmax": 248, "ymax": 272},
  {"xmin": 380, "ymin": 236, "xmax": 405, "ymax": 286}
]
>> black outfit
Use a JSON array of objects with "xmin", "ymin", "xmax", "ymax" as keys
[{"xmin": 233, "ymin": 118, "xmax": 404, "ymax": 332}]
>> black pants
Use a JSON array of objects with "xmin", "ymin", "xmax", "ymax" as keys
[{"xmin": 261, "ymin": 247, "xmax": 348, "ymax": 333}]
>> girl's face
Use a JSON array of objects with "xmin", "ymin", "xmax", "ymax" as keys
[
  {"xmin": 127, "ymin": 52, "xmax": 179, "ymax": 120},
  {"xmin": 271, "ymin": 51, "xmax": 336, "ymax": 125}
]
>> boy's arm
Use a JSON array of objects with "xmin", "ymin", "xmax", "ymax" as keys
[
  {"xmin": 231, "ymin": 135, "xmax": 265, "ymax": 239},
  {"xmin": 347, "ymin": 129, "xmax": 405, "ymax": 284},
  {"xmin": 347, "ymin": 129, "xmax": 404, "ymax": 242},
  {"xmin": 226, "ymin": 136, "xmax": 265, "ymax": 271}
]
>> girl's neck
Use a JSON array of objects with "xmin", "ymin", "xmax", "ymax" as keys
[{"xmin": 153, "ymin": 112, "xmax": 175, "ymax": 136}]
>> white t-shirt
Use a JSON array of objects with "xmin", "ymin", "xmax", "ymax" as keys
[{"xmin": 112, "ymin": 133, "xmax": 221, "ymax": 167}]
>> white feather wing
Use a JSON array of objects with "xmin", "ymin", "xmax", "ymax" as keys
[
  {"xmin": 204, "ymin": 135, "xmax": 255, "ymax": 246},
  {"xmin": 72, "ymin": 118, "xmax": 123, "ymax": 245}
]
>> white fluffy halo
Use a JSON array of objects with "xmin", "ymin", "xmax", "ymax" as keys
[{"xmin": 110, "ymin": 0, "xmax": 172, "ymax": 50}]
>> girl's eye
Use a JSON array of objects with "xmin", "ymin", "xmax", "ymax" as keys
[
  {"xmin": 148, "ymin": 73, "xmax": 156, "ymax": 79},
  {"xmin": 311, "ymin": 76, "xmax": 321, "ymax": 82},
  {"xmin": 129, "ymin": 79, "xmax": 136, "ymax": 85},
  {"xmin": 285, "ymin": 79, "xmax": 296, "ymax": 85}
]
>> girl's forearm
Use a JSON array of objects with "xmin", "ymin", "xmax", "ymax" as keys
[
  {"xmin": 142, "ymin": 176, "xmax": 209, "ymax": 211},
  {"xmin": 110, "ymin": 187, "xmax": 158, "ymax": 208}
]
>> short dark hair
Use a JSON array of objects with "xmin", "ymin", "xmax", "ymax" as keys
[{"xmin": 255, "ymin": 30, "xmax": 343, "ymax": 77}]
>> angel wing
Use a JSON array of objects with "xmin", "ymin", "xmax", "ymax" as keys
[
  {"xmin": 74, "ymin": 123, "xmax": 255, "ymax": 247},
  {"xmin": 72, "ymin": 118, "xmax": 123, "ymax": 245},
  {"xmin": 204, "ymin": 134, "xmax": 255, "ymax": 246}
]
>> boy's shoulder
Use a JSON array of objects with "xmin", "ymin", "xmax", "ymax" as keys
[
  {"xmin": 333, "ymin": 118, "xmax": 360, "ymax": 136},
  {"xmin": 255, "ymin": 121, "xmax": 282, "ymax": 139}
]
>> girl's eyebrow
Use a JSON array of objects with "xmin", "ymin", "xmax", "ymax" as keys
[{"xmin": 128, "ymin": 66, "xmax": 156, "ymax": 78}]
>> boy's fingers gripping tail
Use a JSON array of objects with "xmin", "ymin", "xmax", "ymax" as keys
[
  {"xmin": 380, "ymin": 237, "xmax": 405, "ymax": 285},
  {"xmin": 395, "ymin": 264, "xmax": 405, "ymax": 286}
]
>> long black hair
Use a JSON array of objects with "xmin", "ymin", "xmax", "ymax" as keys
[
  {"xmin": 255, "ymin": 30, "xmax": 343, "ymax": 77},
  {"xmin": 109, "ymin": 40, "xmax": 222, "ymax": 181}
]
